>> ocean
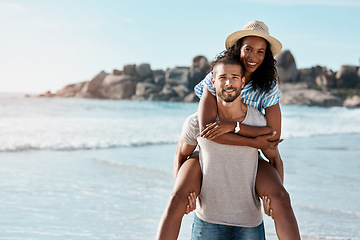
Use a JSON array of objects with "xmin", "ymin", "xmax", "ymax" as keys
[{"xmin": 0, "ymin": 93, "xmax": 359, "ymax": 240}]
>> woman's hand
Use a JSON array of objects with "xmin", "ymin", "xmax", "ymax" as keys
[
  {"xmin": 185, "ymin": 192, "xmax": 196, "ymax": 214},
  {"xmin": 262, "ymin": 196, "xmax": 274, "ymax": 219},
  {"xmin": 201, "ymin": 121, "xmax": 235, "ymax": 140},
  {"xmin": 254, "ymin": 132, "xmax": 283, "ymax": 149}
]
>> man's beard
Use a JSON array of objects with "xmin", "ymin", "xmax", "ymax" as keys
[{"xmin": 217, "ymin": 87, "xmax": 241, "ymax": 102}]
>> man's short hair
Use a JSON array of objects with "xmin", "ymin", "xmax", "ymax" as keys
[{"xmin": 211, "ymin": 51, "xmax": 244, "ymax": 77}]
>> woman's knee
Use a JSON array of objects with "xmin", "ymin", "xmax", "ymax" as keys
[
  {"xmin": 268, "ymin": 187, "xmax": 291, "ymax": 208},
  {"xmin": 167, "ymin": 190, "xmax": 190, "ymax": 214}
]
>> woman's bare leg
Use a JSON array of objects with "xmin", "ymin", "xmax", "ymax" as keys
[
  {"xmin": 256, "ymin": 159, "xmax": 301, "ymax": 240},
  {"xmin": 156, "ymin": 157, "xmax": 202, "ymax": 240}
]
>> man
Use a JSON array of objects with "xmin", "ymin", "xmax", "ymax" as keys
[{"xmin": 156, "ymin": 53, "xmax": 281, "ymax": 239}]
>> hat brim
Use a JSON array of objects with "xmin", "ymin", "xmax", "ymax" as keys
[{"xmin": 225, "ymin": 30, "xmax": 282, "ymax": 56}]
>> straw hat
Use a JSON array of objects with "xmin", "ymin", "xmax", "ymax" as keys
[{"xmin": 225, "ymin": 20, "xmax": 282, "ymax": 56}]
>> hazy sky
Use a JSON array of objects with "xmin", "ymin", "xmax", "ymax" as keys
[{"xmin": 1, "ymin": 0, "xmax": 359, "ymax": 93}]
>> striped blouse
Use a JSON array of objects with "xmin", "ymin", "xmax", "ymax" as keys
[{"xmin": 194, "ymin": 72, "xmax": 281, "ymax": 112}]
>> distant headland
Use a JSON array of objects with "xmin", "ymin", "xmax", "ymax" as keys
[{"xmin": 39, "ymin": 50, "xmax": 360, "ymax": 108}]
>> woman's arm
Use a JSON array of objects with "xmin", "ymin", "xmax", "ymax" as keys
[
  {"xmin": 198, "ymin": 88, "xmax": 217, "ymax": 131},
  {"xmin": 201, "ymin": 120, "xmax": 272, "ymax": 139},
  {"xmin": 201, "ymin": 103, "xmax": 281, "ymax": 140},
  {"xmin": 208, "ymin": 132, "xmax": 281, "ymax": 150},
  {"xmin": 264, "ymin": 103, "xmax": 281, "ymax": 141}
]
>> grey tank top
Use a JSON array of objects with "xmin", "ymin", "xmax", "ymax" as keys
[{"xmin": 181, "ymin": 106, "xmax": 266, "ymax": 227}]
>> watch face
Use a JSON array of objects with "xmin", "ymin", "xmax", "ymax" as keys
[{"xmin": 235, "ymin": 122, "xmax": 240, "ymax": 133}]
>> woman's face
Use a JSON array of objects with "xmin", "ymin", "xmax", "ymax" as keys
[{"xmin": 240, "ymin": 36, "xmax": 267, "ymax": 75}]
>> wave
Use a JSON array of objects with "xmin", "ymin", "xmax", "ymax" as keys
[
  {"xmin": 0, "ymin": 139, "xmax": 179, "ymax": 152},
  {"xmin": 2, "ymin": 132, "xmax": 360, "ymax": 153},
  {"xmin": 300, "ymin": 234, "xmax": 358, "ymax": 240},
  {"xmin": 295, "ymin": 203, "xmax": 360, "ymax": 218},
  {"xmin": 91, "ymin": 158, "xmax": 173, "ymax": 177}
]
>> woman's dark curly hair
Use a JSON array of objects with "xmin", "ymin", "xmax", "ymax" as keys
[{"xmin": 228, "ymin": 37, "xmax": 278, "ymax": 92}]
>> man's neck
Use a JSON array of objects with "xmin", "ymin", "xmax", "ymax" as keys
[{"xmin": 217, "ymin": 97, "xmax": 247, "ymax": 121}]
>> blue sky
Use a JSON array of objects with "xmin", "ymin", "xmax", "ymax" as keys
[{"xmin": 1, "ymin": 0, "xmax": 359, "ymax": 93}]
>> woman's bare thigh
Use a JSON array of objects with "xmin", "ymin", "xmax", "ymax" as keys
[
  {"xmin": 173, "ymin": 157, "xmax": 202, "ymax": 196},
  {"xmin": 255, "ymin": 159, "xmax": 284, "ymax": 197}
]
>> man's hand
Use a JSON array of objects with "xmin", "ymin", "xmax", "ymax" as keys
[
  {"xmin": 262, "ymin": 196, "xmax": 274, "ymax": 219},
  {"xmin": 200, "ymin": 121, "xmax": 235, "ymax": 140},
  {"xmin": 254, "ymin": 132, "xmax": 283, "ymax": 149},
  {"xmin": 185, "ymin": 192, "xmax": 196, "ymax": 214}
]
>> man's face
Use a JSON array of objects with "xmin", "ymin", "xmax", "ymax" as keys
[{"xmin": 212, "ymin": 64, "xmax": 243, "ymax": 102}]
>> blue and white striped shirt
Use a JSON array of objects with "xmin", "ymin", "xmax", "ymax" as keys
[{"xmin": 194, "ymin": 72, "xmax": 281, "ymax": 112}]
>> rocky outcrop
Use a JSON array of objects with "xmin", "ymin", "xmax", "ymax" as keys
[
  {"xmin": 44, "ymin": 56, "xmax": 211, "ymax": 102},
  {"xmin": 39, "ymin": 51, "xmax": 360, "ymax": 108},
  {"xmin": 275, "ymin": 51, "xmax": 359, "ymax": 107},
  {"xmin": 280, "ymin": 83, "xmax": 343, "ymax": 107}
]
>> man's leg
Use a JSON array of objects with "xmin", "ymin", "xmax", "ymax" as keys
[{"xmin": 191, "ymin": 214, "xmax": 228, "ymax": 240}]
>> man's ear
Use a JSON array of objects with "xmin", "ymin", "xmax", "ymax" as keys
[
  {"xmin": 241, "ymin": 76, "xmax": 245, "ymax": 89},
  {"xmin": 211, "ymin": 76, "xmax": 215, "ymax": 87}
]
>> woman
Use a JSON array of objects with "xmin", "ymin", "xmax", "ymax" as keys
[{"xmin": 156, "ymin": 20, "xmax": 300, "ymax": 240}]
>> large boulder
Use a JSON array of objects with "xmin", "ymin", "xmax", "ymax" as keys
[
  {"xmin": 189, "ymin": 56, "xmax": 210, "ymax": 89},
  {"xmin": 76, "ymin": 82, "xmax": 93, "ymax": 98},
  {"xmin": 153, "ymin": 70, "xmax": 166, "ymax": 86},
  {"xmin": 135, "ymin": 82, "xmax": 161, "ymax": 97},
  {"xmin": 335, "ymin": 65, "xmax": 359, "ymax": 88},
  {"xmin": 112, "ymin": 69, "xmax": 123, "ymax": 75},
  {"xmin": 343, "ymin": 95, "xmax": 360, "ymax": 108},
  {"xmin": 161, "ymin": 84, "xmax": 176, "ymax": 96},
  {"xmin": 56, "ymin": 82, "xmax": 87, "ymax": 97},
  {"xmin": 165, "ymin": 67, "xmax": 190, "ymax": 86},
  {"xmin": 136, "ymin": 63, "xmax": 153, "ymax": 79},
  {"xmin": 184, "ymin": 92, "xmax": 199, "ymax": 102},
  {"xmin": 276, "ymin": 50, "xmax": 298, "ymax": 83},
  {"xmin": 172, "ymin": 84, "xmax": 190, "ymax": 98},
  {"xmin": 101, "ymin": 74, "xmax": 138, "ymax": 99},
  {"xmin": 123, "ymin": 64, "xmax": 137, "ymax": 76},
  {"xmin": 315, "ymin": 69, "xmax": 336, "ymax": 89},
  {"xmin": 297, "ymin": 66, "xmax": 334, "ymax": 88},
  {"xmin": 82, "ymin": 71, "xmax": 108, "ymax": 97}
]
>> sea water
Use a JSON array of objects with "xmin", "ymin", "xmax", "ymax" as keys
[{"xmin": 0, "ymin": 93, "xmax": 359, "ymax": 239}]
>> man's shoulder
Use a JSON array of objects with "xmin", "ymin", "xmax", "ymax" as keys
[
  {"xmin": 184, "ymin": 112, "xmax": 199, "ymax": 128},
  {"xmin": 181, "ymin": 112, "xmax": 200, "ymax": 146}
]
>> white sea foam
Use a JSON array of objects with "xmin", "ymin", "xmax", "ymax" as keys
[{"xmin": 1, "ymin": 96, "xmax": 360, "ymax": 152}]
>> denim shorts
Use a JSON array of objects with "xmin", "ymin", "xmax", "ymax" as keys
[{"xmin": 191, "ymin": 214, "xmax": 265, "ymax": 240}]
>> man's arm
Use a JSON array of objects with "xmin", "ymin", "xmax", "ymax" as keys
[{"xmin": 173, "ymin": 139, "xmax": 197, "ymax": 180}]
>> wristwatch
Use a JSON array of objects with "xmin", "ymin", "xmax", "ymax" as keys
[{"xmin": 234, "ymin": 121, "xmax": 240, "ymax": 133}]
